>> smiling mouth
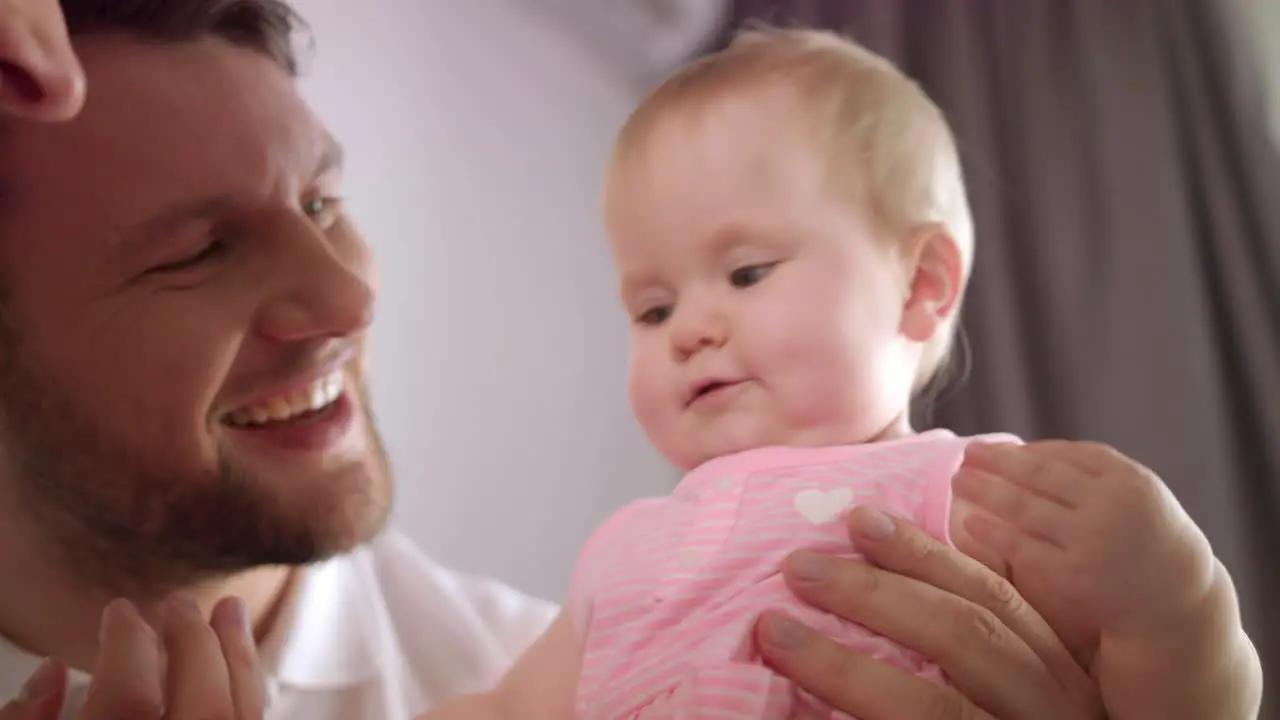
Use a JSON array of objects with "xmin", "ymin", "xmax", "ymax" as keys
[{"xmin": 224, "ymin": 371, "xmax": 345, "ymax": 427}]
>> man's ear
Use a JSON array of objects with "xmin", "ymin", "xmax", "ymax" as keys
[
  {"xmin": 899, "ymin": 224, "xmax": 964, "ymax": 343},
  {"xmin": 0, "ymin": 2, "xmax": 86, "ymax": 123}
]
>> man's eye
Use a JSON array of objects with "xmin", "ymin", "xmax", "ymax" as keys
[
  {"xmin": 303, "ymin": 196, "xmax": 344, "ymax": 227},
  {"xmin": 729, "ymin": 263, "xmax": 776, "ymax": 288},
  {"xmin": 150, "ymin": 239, "xmax": 226, "ymax": 274},
  {"xmin": 636, "ymin": 306, "xmax": 672, "ymax": 326}
]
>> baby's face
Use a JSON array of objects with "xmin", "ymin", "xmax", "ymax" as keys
[{"xmin": 606, "ymin": 88, "xmax": 923, "ymax": 470}]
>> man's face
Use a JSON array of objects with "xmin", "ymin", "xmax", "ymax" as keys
[{"xmin": 0, "ymin": 35, "xmax": 390, "ymax": 593}]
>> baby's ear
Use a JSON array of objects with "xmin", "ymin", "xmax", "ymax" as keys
[{"xmin": 899, "ymin": 225, "xmax": 964, "ymax": 342}]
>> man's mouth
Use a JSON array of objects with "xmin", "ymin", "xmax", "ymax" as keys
[{"xmin": 224, "ymin": 370, "xmax": 345, "ymax": 427}]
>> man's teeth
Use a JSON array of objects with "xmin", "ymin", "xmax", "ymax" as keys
[{"xmin": 226, "ymin": 371, "xmax": 344, "ymax": 427}]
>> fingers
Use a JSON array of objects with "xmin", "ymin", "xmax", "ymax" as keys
[
  {"xmin": 963, "ymin": 444, "xmax": 1087, "ymax": 507},
  {"xmin": 78, "ymin": 595, "xmax": 259, "ymax": 720},
  {"xmin": 1028, "ymin": 442, "xmax": 1179, "ymax": 517},
  {"xmin": 963, "ymin": 512, "xmax": 1058, "ymax": 575},
  {"xmin": 161, "ymin": 596, "xmax": 234, "ymax": 720},
  {"xmin": 953, "ymin": 465, "xmax": 1070, "ymax": 547},
  {"xmin": 210, "ymin": 596, "xmax": 266, "ymax": 719},
  {"xmin": 0, "ymin": 0, "xmax": 85, "ymax": 121},
  {"xmin": 79, "ymin": 599, "xmax": 165, "ymax": 720},
  {"xmin": 0, "ymin": 659, "xmax": 66, "ymax": 720},
  {"xmin": 1023, "ymin": 440, "xmax": 1134, "ymax": 477},
  {"xmin": 780, "ymin": 549, "xmax": 1053, "ymax": 719},
  {"xmin": 846, "ymin": 507, "xmax": 1101, "ymax": 709},
  {"xmin": 756, "ymin": 613, "xmax": 996, "ymax": 720},
  {"xmin": 843, "ymin": 507, "xmax": 1062, "ymax": 668},
  {"xmin": 824, "ymin": 507, "xmax": 1096, "ymax": 713}
]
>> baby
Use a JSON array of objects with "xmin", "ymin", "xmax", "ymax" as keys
[{"xmin": 423, "ymin": 27, "xmax": 1260, "ymax": 720}]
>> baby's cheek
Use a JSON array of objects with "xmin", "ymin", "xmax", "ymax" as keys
[{"xmin": 627, "ymin": 362, "xmax": 683, "ymax": 458}]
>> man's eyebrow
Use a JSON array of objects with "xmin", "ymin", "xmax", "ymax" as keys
[
  {"xmin": 113, "ymin": 138, "xmax": 346, "ymax": 257},
  {"xmin": 114, "ymin": 194, "xmax": 238, "ymax": 257}
]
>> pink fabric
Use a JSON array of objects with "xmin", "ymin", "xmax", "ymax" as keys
[{"xmin": 568, "ymin": 430, "xmax": 1014, "ymax": 719}]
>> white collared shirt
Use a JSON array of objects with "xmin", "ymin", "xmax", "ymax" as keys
[{"xmin": 0, "ymin": 530, "xmax": 559, "ymax": 719}]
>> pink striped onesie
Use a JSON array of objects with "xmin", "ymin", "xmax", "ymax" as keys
[{"xmin": 568, "ymin": 430, "xmax": 1014, "ymax": 719}]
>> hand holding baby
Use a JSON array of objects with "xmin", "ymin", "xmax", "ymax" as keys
[{"xmin": 955, "ymin": 441, "xmax": 1260, "ymax": 720}]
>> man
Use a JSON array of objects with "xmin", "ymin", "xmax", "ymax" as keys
[{"xmin": 0, "ymin": 2, "xmax": 1107, "ymax": 718}]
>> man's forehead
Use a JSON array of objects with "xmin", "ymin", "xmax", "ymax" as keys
[
  {"xmin": 18, "ymin": 37, "xmax": 324, "ymax": 168},
  {"xmin": 1, "ymin": 35, "xmax": 336, "ymax": 251},
  {"xmin": 75, "ymin": 34, "xmax": 328, "ymax": 162}
]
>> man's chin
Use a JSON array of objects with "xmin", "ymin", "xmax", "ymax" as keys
[{"xmin": 265, "ymin": 462, "xmax": 390, "ymax": 553}]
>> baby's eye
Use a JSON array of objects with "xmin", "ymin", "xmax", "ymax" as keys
[
  {"xmin": 636, "ymin": 306, "xmax": 672, "ymax": 326},
  {"xmin": 729, "ymin": 263, "xmax": 776, "ymax": 288}
]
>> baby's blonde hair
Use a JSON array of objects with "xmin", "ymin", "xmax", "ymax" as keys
[{"xmin": 609, "ymin": 26, "xmax": 974, "ymax": 393}]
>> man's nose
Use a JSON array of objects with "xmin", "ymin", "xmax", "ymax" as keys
[
  {"xmin": 254, "ymin": 213, "xmax": 374, "ymax": 343},
  {"xmin": 671, "ymin": 304, "xmax": 728, "ymax": 362}
]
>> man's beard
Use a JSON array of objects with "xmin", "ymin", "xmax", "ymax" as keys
[{"xmin": 0, "ymin": 328, "xmax": 393, "ymax": 600}]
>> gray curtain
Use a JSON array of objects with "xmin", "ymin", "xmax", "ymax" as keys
[{"xmin": 708, "ymin": 1, "xmax": 1280, "ymax": 713}]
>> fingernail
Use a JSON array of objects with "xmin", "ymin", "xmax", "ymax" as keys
[
  {"xmin": 762, "ymin": 614, "xmax": 811, "ymax": 650},
  {"xmin": 854, "ymin": 508, "xmax": 896, "ymax": 540},
  {"xmin": 19, "ymin": 658, "xmax": 63, "ymax": 703},
  {"xmin": 100, "ymin": 597, "xmax": 138, "ymax": 644},
  {"xmin": 787, "ymin": 551, "xmax": 829, "ymax": 582},
  {"xmin": 228, "ymin": 596, "xmax": 253, "ymax": 638}
]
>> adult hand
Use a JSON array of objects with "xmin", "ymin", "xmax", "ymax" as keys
[
  {"xmin": 757, "ymin": 506, "xmax": 1108, "ymax": 720},
  {"xmin": 0, "ymin": 594, "xmax": 266, "ymax": 719},
  {"xmin": 0, "ymin": 0, "xmax": 84, "ymax": 121}
]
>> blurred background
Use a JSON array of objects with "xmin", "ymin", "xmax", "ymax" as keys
[{"xmin": 290, "ymin": 0, "xmax": 1279, "ymax": 711}]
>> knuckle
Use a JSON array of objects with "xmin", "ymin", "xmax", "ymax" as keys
[
  {"xmin": 979, "ymin": 571, "xmax": 1025, "ymax": 618},
  {"xmin": 1112, "ymin": 465, "xmax": 1164, "ymax": 507},
  {"xmin": 918, "ymin": 688, "xmax": 975, "ymax": 720},
  {"xmin": 955, "ymin": 602, "xmax": 1008, "ymax": 648},
  {"xmin": 1027, "ymin": 455, "xmax": 1056, "ymax": 482},
  {"xmin": 896, "ymin": 527, "xmax": 940, "ymax": 567},
  {"xmin": 1076, "ymin": 441, "xmax": 1117, "ymax": 458},
  {"xmin": 1083, "ymin": 442, "xmax": 1151, "ymax": 476}
]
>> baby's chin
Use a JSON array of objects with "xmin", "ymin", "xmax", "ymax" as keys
[
  {"xmin": 673, "ymin": 423, "xmax": 899, "ymax": 470},
  {"xmin": 671, "ymin": 430, "xmax": 826, "ymax": 470}
]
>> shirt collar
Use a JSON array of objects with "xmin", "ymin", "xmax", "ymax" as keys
[
  {"xmin": 674, "ymin": 429, "xmax": 960, "ymax": 497},
  {"xmin": 262, "ymin": 544, "xmax": 384, "ymax": 689}
]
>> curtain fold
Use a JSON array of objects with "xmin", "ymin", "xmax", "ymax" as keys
[{"xmin": 707, "ymin": 2, "xmax": 1280, "ymax": 713}]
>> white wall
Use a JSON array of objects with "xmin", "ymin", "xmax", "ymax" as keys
[{"xmin": 292, "ymin": 0, "xmax": 677, "ymax": 601}]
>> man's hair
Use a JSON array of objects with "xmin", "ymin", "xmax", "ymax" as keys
[
  {"xmin": 60, "ymin": 0, "xmax": 306, "ymax": 75},
  {"xmin": 610, "ymin": 26, "xmax": 973, "ymax": 393}
]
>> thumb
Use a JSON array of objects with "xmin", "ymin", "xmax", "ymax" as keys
[{"xmin": 0, "ymin": 659, "xmax": 66, "ymax": 720}]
